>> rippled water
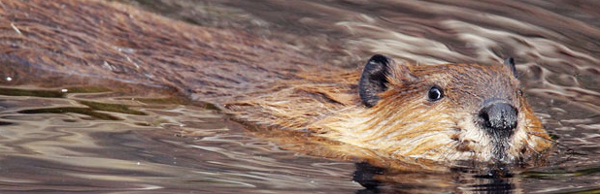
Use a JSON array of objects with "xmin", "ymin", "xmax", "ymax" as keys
[
  {"xmin": 0, "ymin": 88, "xmax": 360, "ymax": 193},
  {"xmin": 2, "ymin": 0, "xmax": 600, "ymax": 193}
]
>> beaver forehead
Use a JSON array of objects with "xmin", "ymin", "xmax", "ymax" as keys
[{"xmin": 411, "ymin": 64, "xmax": 520, "ymax": 107}]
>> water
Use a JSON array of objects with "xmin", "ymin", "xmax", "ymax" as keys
[
  {"xmin": 2, "ymin": 0, "xmax": 600, "ymax": 193},
  {"xmin": 0, "ymin": 88, "xmax": 360, "ymax": 193}
]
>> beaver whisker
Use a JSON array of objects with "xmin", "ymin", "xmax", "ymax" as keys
[
  {"xmin": 547, "ymin": 140, "xmax": 577, "ymax": 153},
  {"xmin": 386, "ymin": 120, "xmax": 457, "ymax": 125},
  {"xmin": 430, "ymin": 145, "xmax": 455, "ymax": 161},
  {"xmin": 406, "ymin": 140, "xmax": 459, "ymax": 161},
  {"xmin": 396, "ymin": 130, "xmax": 456, "ymax": 143},
  {"xmin": 525, "ymin": 132, "xmax": 553, "ymax": 142},
  {"xmin": 523, "ymin": 127, "xmax": 551, "ymax": 135},
  {"xmin": 441, "ymin": 141, "xmax": 467, "ymax": 162},
  {"xmin": 524, "ymin": 130, "xmax": 550, "ymax": 135},
  {"xmin": 362, "ymin": 127, "xmax": 454, "ymax": 143},
  {"xmin": 525, "ymin": 142, "xmax": 541, "ymax": 155},
  {"xmin": 394, "ymin": 126, "xmax": 456, "ymax": 136},
  {"xmin": 523, "ymin": 125, "xmax": 546, "ymax": 129},
  {"xmin": 349, "ymin": 115, "xmax": 456, "ymax": 136}
]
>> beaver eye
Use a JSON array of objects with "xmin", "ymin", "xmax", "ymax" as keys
[
  {"xmin": 428, "ymin": 86, "xmax": 444, "ymax": 101},
  {"xmin": 517, "ymin": 89, "xmax": 524, "ymax": 96}
]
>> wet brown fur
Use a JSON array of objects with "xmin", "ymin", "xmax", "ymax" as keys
[
  {"xmin": 306, "ymin": 62, "xmax": 551, "ymax": 162},
  {"xmin": 0, "ymin": 0, "xmax": 551, "ymax": 165}
]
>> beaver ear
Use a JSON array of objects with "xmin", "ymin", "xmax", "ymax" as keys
[
  {"xmin": 504, "ymin": 57, "xmax": 518, "ymax": 78},
  {"xmin": 359, "ymin": 54, "xmax": 393, "ymax": 107}
]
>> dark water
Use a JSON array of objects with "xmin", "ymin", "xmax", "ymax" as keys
[{"xmin": 2, "ymin": 0, "xmax": 600, "ymax": 193}]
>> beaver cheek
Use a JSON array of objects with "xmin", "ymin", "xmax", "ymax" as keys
[
  {"xmin": 506, "ymin": 113, "xmax": 534, "ymax": 160},
  {"xmin": 456, "ymin": 116, "xmax": 495, "ymax": 161}
]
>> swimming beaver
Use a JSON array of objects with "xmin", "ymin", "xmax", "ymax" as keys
[
  {"xmin": 1, "ymin": 0, "xmax": 551, "ymax": 165},
  {"xmin": 310, "ymin": 55, "xmax": 552, "ymax": 163},
  {"xmin": 227, "ymin": 55, "xmax": 552, "ymax": 164}
]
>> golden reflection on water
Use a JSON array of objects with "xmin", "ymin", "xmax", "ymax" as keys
[{"xmin": 0, "ymin": 88, "xmax": 361, "ymax": 193}]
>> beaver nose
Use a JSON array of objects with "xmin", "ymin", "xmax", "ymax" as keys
[{"xmin": 478, "ymin": 102, "xmax": 518, "ymax": 137}]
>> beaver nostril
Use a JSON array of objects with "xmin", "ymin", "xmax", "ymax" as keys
[
  {"xmin": 479, "ymin": 112, "xmax": 490, "ymax": 127},
  {"xmin": 478, "ymin": 102, "xmax": 518, "ymax": 138}
]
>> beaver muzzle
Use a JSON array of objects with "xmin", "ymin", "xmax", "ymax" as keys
[{"xmin": 478, "ymin": 102, "xmax": 518, "ymax": 139}]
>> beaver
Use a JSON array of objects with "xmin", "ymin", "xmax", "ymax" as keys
[
  {"xmin": 224, "ymin": 55, "xmax": 552, "ymax": 164},
  {"xmin": 313, "ymin": 55, "xmax": 552, "ymax": 163},
  {"xmin": 0, "ymin": 0, "xmax": 552, "ymax": 165}
]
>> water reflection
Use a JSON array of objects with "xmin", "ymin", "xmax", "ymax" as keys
[
  {"xmin": 0, "ymin": 87, "xmax": 362, "ymax": 193},
  {"xmin": 352, "ymin": 162, "xmax": 520, "ymax": 194},
  {"xmin": 2, "ymin": 0, "xmax": 600, "ymax": 193}
]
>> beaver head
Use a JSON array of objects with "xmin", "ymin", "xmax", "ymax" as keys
[{"xmin": 315, "ymin": 55, "xmax": 551, "ymax": 163}]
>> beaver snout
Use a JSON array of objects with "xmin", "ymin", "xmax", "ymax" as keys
[{"xmin": 478, "ymin": 102, "xmax": 518, "ymax": 138}]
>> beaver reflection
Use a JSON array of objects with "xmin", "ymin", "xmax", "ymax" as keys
[{"xmin": 353, "ymin": 162, "xmax": 515, "ymax": 194}]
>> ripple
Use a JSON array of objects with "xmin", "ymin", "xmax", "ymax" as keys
[{"xmin": 2, "ymin": 0, "xmax": 600, "ymax": 193}]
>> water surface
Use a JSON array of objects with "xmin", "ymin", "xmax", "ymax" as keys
[{"xmin": 2, "ymin": 0, "xmax": 600, "ymax": 193}]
